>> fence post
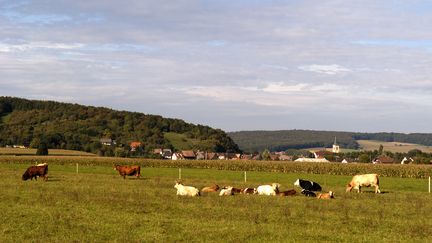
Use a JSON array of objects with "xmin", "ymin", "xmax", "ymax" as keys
[
  {"xmin": 429, "ymin": 176, "xmax": 431, "ymax": 193},
  {"xmin": 179, "ymin": 168, "xmax": 181, "ymax": 180},
  {"xmin": 244, "ymin": 171, "xmax": 247, "ymax": 183},
  {"xmin": 76, "ymin": 163, "xmax": 79, "ymax": 174}
]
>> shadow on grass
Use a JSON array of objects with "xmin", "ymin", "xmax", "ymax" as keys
[{"xmin": 357, "ymin": 190, "xmax": 390, "ymax": 194}]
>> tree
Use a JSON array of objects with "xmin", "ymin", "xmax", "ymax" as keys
[
  {"xmin": 36, "ymin": 141, "xmax": 49, "ymax": 155},
  {"xmin": 261, "ymin": 149, "xmax": 271, "ymax": 161},
  {"xmin": 378, "ymin": 144, "xmax": 383, "ymax": 155},
  {"xmin": 358, "ymin": 154, "xmax": 370, "ymax": 163}
]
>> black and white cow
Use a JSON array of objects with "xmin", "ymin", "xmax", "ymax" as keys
[
  {"xmin": 294, "ymin": 179, "xmax": 322, "ymax": 191},
  {"xmin": 301, "ymin": 189, "xmax": 317, "ymax": 197}
]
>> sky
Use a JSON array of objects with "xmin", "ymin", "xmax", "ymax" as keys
[{"xmin": 1, "ymin": 0, "xmax": 432, "ymax": 133}]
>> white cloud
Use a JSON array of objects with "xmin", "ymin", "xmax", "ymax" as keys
[
  {"xmin": 0, "ymin": 42, "xmax": 84, "ymax": 53},
  {"xmin": 298, "ymin": 64, "xmax": 351, "ymax": 75}
]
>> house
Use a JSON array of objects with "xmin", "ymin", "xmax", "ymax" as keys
[
  {"xmin": 181, "ymin": 150, "xmax": 196, "ymax": 160},
  {"xmin": 294, "ymin": 157, "xmax": 330, "ymax": 163},
  {"xmin": 172, "ymin": 152, "xmax": 184, "ymax": 160},
  {"xmin": 193, "ymin": 151, "xmax": 218, "ymax": 160},
  {"xmin": 241, "ymin": 154, "xmax": 253, "ymax": 160},
  {"xmin": 153, "ymin": 148, "xmax": 163, "ymax": 155},
  {"xmin": 373, "ymin": 155, "xmax": 394, "ymax": 164},
  {"xmin": 269, "ymin": 154, "xmax": 280, "ymax": 161},
  {"xmin": 100, "ymin": 138, "xmax": 116, "ymax": 146},
  {"xmin": 279, "ymin": 155, "xmax": 293, "ymax": 161},
  {"xmin": 129, "ymin": 142, "xmax": 142, "ymax": 151},
  {"xmin": 162, "ymin": 149, "xmax": 172, "ymax": 159}
]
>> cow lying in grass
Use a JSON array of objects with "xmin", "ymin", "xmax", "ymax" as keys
[
  {"xmin": 201, "ymin": 184, "xmax": 219, "ymax": 193},
  {"xmin": 219, "ymin": 186, "xmax": 234, "ymax": 196},
  {"xmin": 241, "ymin": 188, "xmax": 257, "ymax": 194},
  {"xmin": 22, "ymin": 164, "xmax": 48, "ymax": 181},
  {"xmin": 114, "ymin": 165, "xmax": 141, "ymax": 179},
  {"xmin": 301, "ymin": 189, "xmax": 316, "ymax": 197},
  {"xmin": 346, "ymin": 174, "xmax": 380, "ymax": 193},
  {"xmin": 294, "ymin": 179, "xmax": 322, "ymax": 191},
  {"xmin": 174, "ymin": 182, "xmax": 200, "ymax": 197},
  {"xmin": 257, "ymin": 183, "xmax": 281, "ymax": 196},
  {"xmin": 317, "ymin": 191, "xmax": 334, "ymax": 199},
  {"xmin": 277, "ymin": 189, "xmax": 296, "ymax": 196}
]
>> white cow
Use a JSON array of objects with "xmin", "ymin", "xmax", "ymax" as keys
[
  {"xmin": 174, "ymin": 182, "xmax": 200, "ymax": 197},
  {"xmin": 346, "ymin": 174, "xmax": 381, "ymax": 193},
  {"xmin": 219, "ymin": 186, "xmax": 234, "ymax": 196},
  {"xmin": 257, "ymin": 183, "xmax": 281, "ymax": 196}
]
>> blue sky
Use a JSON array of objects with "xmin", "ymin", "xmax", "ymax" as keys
[{"xmin": 1, "ymin": 0, "xmax": 432, "ymax": 133}]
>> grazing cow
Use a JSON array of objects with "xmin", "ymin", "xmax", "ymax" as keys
[
  {"xmin": 22, "ymin": 164, "xmax": 48, "ymax": 181},
  {"xmin": 201, "ymin": 184, "xmax": 220, "ymax": 193},
  {"xmin": 257, "ymin": 183, "xmax": 281, "ymax": 196},
  {"xmin": 294, "ymin": 179, "xmax": 322, "ymax": 191},
  {"xmin": 277, "ymin": 189, "xmax": 297, "ymax": 196},
  {"xmin": 174, "ymin": 182, "xmax": 200, "ymax": 197},
  {"xmin": 219, "ymin": 186, "xmax": 234, "ymax": 196},
  {"xmin": 317, "ymin": 191, "xmax": 334, "ymax": 199},
  {"xmin": 301, "ymin": 189, "xmax": 316, "ymax": 197},
  {"xmin": 346, "ymin": 174, "xmax": 380, "ymax": 193},
  {"xmin": 241, "ymin": 188, "xmax": 258, "ymax": 194},
  {"xmin": 114, "ymin": 165, "xmax": 141, "ymax": 179}
]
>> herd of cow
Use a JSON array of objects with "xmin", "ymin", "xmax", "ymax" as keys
[
  {"xmin": 22, "ymin": 164, "xmax": 381, "ymax": 199},
  {"xmin": 174, "ymin": 179, "xmax": 334, "ymax": 199}
]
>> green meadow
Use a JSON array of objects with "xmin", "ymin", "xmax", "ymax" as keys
[{"xmin": 1, "ymin": 161, "xmax": 431, "ymax": 242}]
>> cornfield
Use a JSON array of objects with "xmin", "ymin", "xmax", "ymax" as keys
[{"xmin": 1, "ymin": 156, "xmax": 431, "ymax": 178}]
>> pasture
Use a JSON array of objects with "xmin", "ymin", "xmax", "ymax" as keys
[
  {"xmin": 357, "ymin": 140, "xmax": 432, "ymax": 153},
  {"xmin": 1, "ymin": 159, "xmax": 432, "ymax": 242},
  {"xmin": 0, "ymin": 147, "xmax": 96, "ymax": 156}
]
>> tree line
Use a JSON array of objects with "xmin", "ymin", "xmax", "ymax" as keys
[
  {"xmin": 0, "ymin": 97, "xmax": 240, "ymax": 156},
  {"xmin": 229, "ymin": 130, "xmax": 432, "ymax": 153}
]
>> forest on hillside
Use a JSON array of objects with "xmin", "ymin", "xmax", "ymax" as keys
[
  {"xmin": 229, "ymin": 130, "xmax": 432, "ymax": 153},
  {"xmin": 0, "ymin": 97, "xmax": 240, "ymax": 156}
]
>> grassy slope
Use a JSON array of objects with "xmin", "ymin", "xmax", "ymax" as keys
[
  {"xmin": 164, "ymin": 132, "xmax": 215, "ymax": 151},
  {"xmin": 1, "ymin": 163, "xmax": 431, "ymax": 242},
  {"xmin": 357, "ymin": 140, "xmax": 432, "ymax": 153},
  {"xmin": 0, "ymin": 147, "xmax": 96, "ymax": 156}
]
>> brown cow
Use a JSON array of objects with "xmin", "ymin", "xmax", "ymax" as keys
[
  {"xmin": 201, "ymin": 184, "xmax": 220, "ymax": 193},
  {"xmin": 241, "ymin": 188, "xmax": 257, "ymax": 194},
  {"xmin": 277, "ymin": 189, "xmax": 297, "ymax": 196},
  {"xmin": 231, "ymin": 187, "xmax": 242, "ymax": 194},
  {"xmin": 22, "ymin": 164, "xmax": 48, "ymax": 181},
  {"xmin": 317, "ymin": 191, "xmax": 334, "ymax": 199},
  {"xmin": 114, "ymin": 165, "xmax": 141, "ymax": 179}
]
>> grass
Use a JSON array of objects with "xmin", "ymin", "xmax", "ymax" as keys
[
  {"xmin": 164, "ymin": 132, "xmax": 215, "ymax": 151},
  {"xmin": 1, "ymin": 161, "xmax": 432, "ymax": 242},
  {"xmin": 357, "ymin": 140, "xmax": 432, "ymax": 153},
  {"xmin": 0, "ymin": 147, "xmax": 96, "ymax": 156}
]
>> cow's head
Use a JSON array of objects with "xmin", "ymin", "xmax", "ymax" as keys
[
  {"xmin": 346, "ymin": 183, "xmax": 353, "ymax": 192},
  {"xmin": 22, "ymin": 171, "xmax": 30, "ymax": 181},
  {"xmin": 294, "ymin": 179, "xmax": 300, "ymax": 186}
]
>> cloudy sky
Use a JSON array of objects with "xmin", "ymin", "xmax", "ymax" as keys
[{"xmin": 1, "ymin": 0, "xmax": 432, "ymax": 133}]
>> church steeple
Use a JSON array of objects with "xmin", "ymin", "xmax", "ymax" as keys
[{"xmin": 332, "ymin": 136, "xmax": 340, "ymax": 153}]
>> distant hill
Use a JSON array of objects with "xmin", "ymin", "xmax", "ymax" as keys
[
  {"xmin": 0, "ymin": 97, "xmax": 240, "ymax": 155},
  {"xmin": 228, "ymin": 130, "xmax": 432, "ymax": 153}
]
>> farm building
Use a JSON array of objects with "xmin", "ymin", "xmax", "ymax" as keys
[{"xmin": 294, "ymin": 157, "xmax": 330, "ymax": 163}]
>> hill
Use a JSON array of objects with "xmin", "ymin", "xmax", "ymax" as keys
[
  {"xmin": 356, "ymin": 140, "xmax": 432, "ymax": 153},
  {"xmin": 0, "ymin": 97, "xmax": 240, "ymax": 155},
  {"xmin": 228, "ymin": 130, "xmax": 432, "ymax": 153}
]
